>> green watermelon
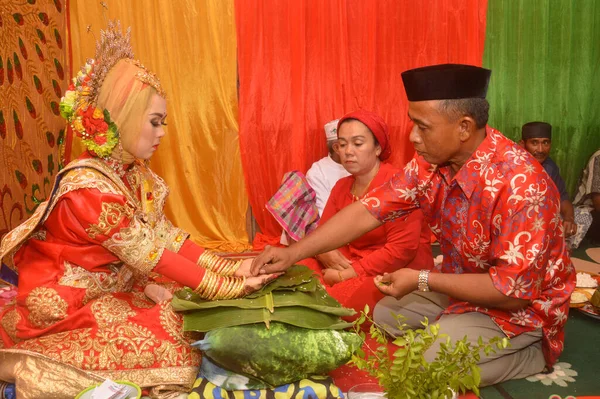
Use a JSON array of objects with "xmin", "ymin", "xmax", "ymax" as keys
[{"xmin": 197, "ymin": 322, "xmax": 361, "ymax": 387}]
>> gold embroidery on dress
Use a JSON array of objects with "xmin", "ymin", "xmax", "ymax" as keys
[
  {"xmin": 97, "ymin": 366, "xmax": 198, "ymax": 389},
  {"xmin": 115, "ymin": 265, "xmax": 136, "ymax": 292},
  {"xmin": 15, "ymin": 321, "xmax": 200, "ymax": 372},
  {"xmin": 17, "ymin": 329, "xmax": 93, "ymax": 368},
  {"xmin": 86, "ymin": 201, "xmax": 135, "ymax": 239},
  {"xmin": 95, "ymin": 323, "xmax": 158, "ymax": 368},
  {"xmin": 25, "ymin": 287, "xmax": 68, "ymax": 329},
  {"xmin": 1, "ymin": 307, "xmax": 22, "ymax": 343},
  {"xmin": 1, "ymin": 158, "xmax": 178, "ymax": 282},
  {"xmin": 131, "ymin": 291, "xmax": 154, "ymax": 309},
  {"xmin": 125, "ymin": 164, "xmax": 142, "ymax": 197},
  {"xmin": 0, "ymin": 158, "xmax": 136, "ymax": 271},
  {"xmin": 0, "ymin": 208, "xmax": 46, "ymax": 274},
  {"xmin": 59, "ymin": 261, "xmax": 121, "ymax": 304},
  {"xmin": 159, "ymin": 302, "xmax": 186, "ymax": 345},
  {"xmin": 103, "ymin": 215, "xmax": 164, "ymax": 276},
  {"xmin": 156, "ymin": 217, "xmax": 189, "ymax": 253},
  {"xmin": 91, "ymin": 296, "xmax": 136, "ymax": 329}
]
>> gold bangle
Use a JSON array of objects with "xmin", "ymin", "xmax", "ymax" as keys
[
  {"xmin": 214, "ymin": 257, "xmax": 242, "ymax": 276},
  {"xmin": 338, "ymin": 271, "xmax": 343, "ymax": 282},
  {"xmin": 197, "ymin": 251, "xmax": 211, "ymax": 267},
  {"xmin": 221, "ymin": 259, "xmax": 242, "ymax": 276},
  {"xmin": 195, "ymin": 270, "xmax": 247, "ymax": 300}
]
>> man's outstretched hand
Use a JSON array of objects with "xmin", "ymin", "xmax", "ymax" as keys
[{"xmin": 251, "ymin": 245, "xmax": 296, "ymax": 275}]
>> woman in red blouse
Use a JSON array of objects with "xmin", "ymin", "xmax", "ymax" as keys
[{"xmin": 310, "ymin": 110, "xmax": 433, "ymax": 313}]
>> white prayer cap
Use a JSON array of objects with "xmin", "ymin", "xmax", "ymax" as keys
[{"xmin": 324, "ymin": 119, "xmax": 339, "ymax": 142}]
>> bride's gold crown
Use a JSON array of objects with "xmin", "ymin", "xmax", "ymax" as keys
[{"xmin": 60, "ymin": 20, "xmax": 165, "ymax": 158}]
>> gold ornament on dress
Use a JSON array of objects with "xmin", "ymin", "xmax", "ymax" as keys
[{"xmin": 25, "ymin": 287, "xmax": 69, "ymax": 329}]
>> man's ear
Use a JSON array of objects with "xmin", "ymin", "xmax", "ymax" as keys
[
  {"xmin": 458, "ymin": 116, "xmax": 477, "ymax": 142},
  {"xmin": 332, "ymin": 142, "xmax": 340, "ymax": 154},
  {"xmin": 518, "ymin": 139, "xmax": 525, "ymax": 148}
]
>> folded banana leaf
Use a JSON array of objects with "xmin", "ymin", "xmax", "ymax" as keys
[
  {"xmin": 173, "ymin": 284, "xmax": 355, "ymax": 317},
  {"xmin": 183, "ymin": 305, "xmax": 353, "ymax": 332},
  {"xmin": 246, "ymin": 265, "xmax": 318, "ymax": 298}
]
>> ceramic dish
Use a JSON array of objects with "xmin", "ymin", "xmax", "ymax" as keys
[
  {"xmin": 569, "ymin": 271, "xmax": 600, "ymax": 308},
  {"xmin": 75, "ymin": 380, "xmax": 141, "ymax": 399},
  {"xmin": 578, "ymin": 303, "xmax": 600, "ymax": 321}
]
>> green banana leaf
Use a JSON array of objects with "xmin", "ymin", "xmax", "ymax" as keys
[
  {"xmin": 173, "ymin": 285, "xmax": 355, "ymax": 317},
  {"xmin": 246, "ymin": 264, "xmax": 318, "ymax": 297},
  {"xmin": 183, "ymin": 305, "xmax": 353, "ymax": 332}
]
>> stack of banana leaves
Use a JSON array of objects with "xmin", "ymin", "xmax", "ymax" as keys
[
  {"xmin": 172, "ymin": 265, "xmax": 356, "ymax": 332},
  {"xmin": 172, "ymin": 265, "xmax": 362, "ymax": 388}
]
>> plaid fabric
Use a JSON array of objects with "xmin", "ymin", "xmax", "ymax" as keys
[{"xmin": 266, "ymin": 171, "xmax": 320, "ymax": 241}]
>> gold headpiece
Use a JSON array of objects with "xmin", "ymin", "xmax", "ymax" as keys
[
  {"xmin": 87, "ymin": 20, "xmax": 165, "ymax": 105},
  {"xmin": 60, "ymin": 20, "xmax": 165, "ymax": 158}
]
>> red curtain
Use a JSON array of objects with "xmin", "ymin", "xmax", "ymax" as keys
[{"xmin": 236, "ymin": 0, "xmax": 488, "ymax": 237}]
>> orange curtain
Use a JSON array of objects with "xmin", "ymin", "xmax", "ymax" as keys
[
  {"xmin": 236, "ymin": 0, "xmax": 488, "ymax": 237},
  {"xmin": 0, "ymin": 1, "xmax": 68, "ymax": 240},
  {"xmin": 68, "ymin": 0, "xmax": 250, "ymax": 251}
]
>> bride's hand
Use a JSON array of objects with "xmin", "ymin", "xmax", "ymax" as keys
[
  {"xmin": 243, "ymin": 273, "xmax": 282, "ymax": 294},
  {"xmin": 234, "ymin": 258, "xmax": 254, "ymax": 277}
]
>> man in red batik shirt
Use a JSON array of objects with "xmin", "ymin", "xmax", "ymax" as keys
[{"xmin": 252, "ymin": 64, "xmax": 574, "ymax": 386}]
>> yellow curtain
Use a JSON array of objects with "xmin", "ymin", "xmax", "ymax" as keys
[{"xmin": 69, "ymin": 0, "xmax": 250, "ymax": 251}]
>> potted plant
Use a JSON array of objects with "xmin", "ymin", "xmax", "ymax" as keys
[{"xmin": 350, "ymin": 306, "xmax": 509, "ymax": 399}]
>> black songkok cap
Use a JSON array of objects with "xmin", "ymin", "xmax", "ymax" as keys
[
  {"xmin": 522, "ymin": 121, "xmax": 552, "ymax": 140},
  {"xmin": 401, "ymin": 64, "xmax": 492, "ymax": 101}
]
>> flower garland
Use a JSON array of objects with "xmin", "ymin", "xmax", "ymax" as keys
[{"xmin": 59, "ymin": 60, "xmax": 119, "ymax": 158}]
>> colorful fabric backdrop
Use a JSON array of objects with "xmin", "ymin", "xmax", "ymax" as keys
[
  {"xmin": 236, "ymin": 0, "xmax": 488, "ymax": 236},
  {"xmin": 68, "ymin": 0, "xmax": 250, "ymax": 251},
  {"xmin": 2, "ymin": 0, "xmax": 599, "ymax": 248},
  {"xmin": 0, "ymin": 1, "xmax": 67, "ymax": 239}
]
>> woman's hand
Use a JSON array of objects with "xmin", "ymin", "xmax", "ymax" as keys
[
  {"xmin": 243, "ymin": 273, "xmax": 282, "ymax": 294},
  {"xmin": 234, "ymin": 258, "xmax": 254, "ymax": 277},
  {"xmin": 316, "ymin": 250, "xmax": 352, "ymax": 271},
  {"xmin": 323, "ymin": 267, "xmax": 357, "ymax": 286},
  {"xmin": 563, "ymin": 220, "xmax": 577, "ymax": 238}
]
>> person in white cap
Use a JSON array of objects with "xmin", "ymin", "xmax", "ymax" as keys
[
  {"xmin": 306, "ymin": 119, "xmax": 351, "ymax": 216},
  {"xmin": 276, "ymin": 119, "xmax": 350, "ymax": 246}
]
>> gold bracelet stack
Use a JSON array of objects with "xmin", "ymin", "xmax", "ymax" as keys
[
  {"xmin": 197, "ymin": 251, "xmax": 242, "ymax": 276},
  {"xmin": 194, "ymin": 270, "xmax": 246, "ymax": 300}
]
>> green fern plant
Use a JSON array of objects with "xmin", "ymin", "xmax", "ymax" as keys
[{"xmin": 351, "ymin": 306, "xmax": 509, "ymax": 399}]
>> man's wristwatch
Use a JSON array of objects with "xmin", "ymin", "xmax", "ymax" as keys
[{"xmin": 418, "ymin": 269, "xmax": 430, "ymax": 292}]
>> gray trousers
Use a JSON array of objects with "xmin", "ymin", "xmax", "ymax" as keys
[{"xmin": 373, "ymin": 292, "xmax": 546, "ymax": 387}]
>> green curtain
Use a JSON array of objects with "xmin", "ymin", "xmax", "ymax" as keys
[{"xmin": 483, "ymin": 0, "xmax": 600, "ymax": 195}]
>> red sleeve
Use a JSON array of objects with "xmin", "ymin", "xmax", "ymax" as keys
[
  {"xmin": 154, "ymin": 249, "xmax": 206, "ymax": 288},
  {"xmin": 319, "ymin": 180, "xmax": 345, "ymax": 225},
  {"xmin": 362, "ymin": 156, "xmax": 421, "ymax": 222},
  {"xmin": 178, "ymin": 239, "xmax": 206, "ymax": 263},
  {"xmin": 352, "ymin": 209, "xmax": 424, "ymax": 276}
]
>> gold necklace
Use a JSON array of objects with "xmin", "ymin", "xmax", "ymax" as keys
[{"xmin": 351, "ymin": 164, "xmax": 380, "ymax": 202}]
